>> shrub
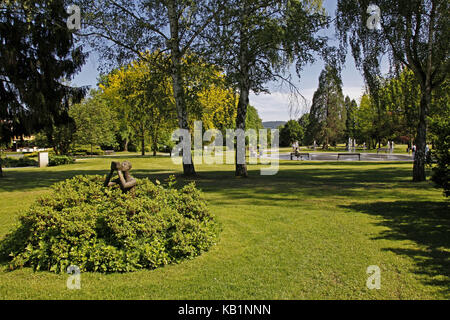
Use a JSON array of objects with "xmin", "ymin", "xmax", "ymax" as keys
[
  {"xmin": 48, "ymin": 155, "xmax": 75, "ymax": 166},
  {"xmin": 0, "ymin": 175, "xmax": 219, "ymax": 273},
  {"xmin": 1, "ymin": 157, "xmax": 38, "ymax": 168},
  {"xmin": 71, "ymin": 145, "xmax": 105, "ymax": 156}
]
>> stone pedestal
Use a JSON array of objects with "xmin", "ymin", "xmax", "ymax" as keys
[{"xmin": 38, "ymin": 152, "xmax": 49, "ymax": 168}]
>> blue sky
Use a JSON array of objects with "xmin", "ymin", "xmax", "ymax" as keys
[{"xmin": 72, "ymin": 1, "xmax": 367, "ymax": 122}]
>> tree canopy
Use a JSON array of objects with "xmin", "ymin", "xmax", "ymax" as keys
[{"xmin": 336, "ymin": 0, "xmax": 450, "ymax": 181}]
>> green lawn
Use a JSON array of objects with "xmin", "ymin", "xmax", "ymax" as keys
[
  {"xmin": 0, "ymin": 156, "xmax": 448, "ymax": 299},
  {"xmin": 278, "ymin": 144, "xmax": 413, "ymax": 154}
]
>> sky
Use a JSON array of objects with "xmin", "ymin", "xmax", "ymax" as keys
[{"xmin": 72, "ymin": 1, "xmax": 367, "ymax": 122}]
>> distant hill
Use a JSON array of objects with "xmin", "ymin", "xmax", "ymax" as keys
[{"xmin": 263, "ymin": 121, "xmax": 287, "ymax": 129}]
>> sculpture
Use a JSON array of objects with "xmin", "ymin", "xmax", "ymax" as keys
[{"xmin": 104, "ymin": 161, "xmax": 137, "ymax": 192}]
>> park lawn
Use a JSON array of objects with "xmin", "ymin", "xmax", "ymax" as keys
[
  {"xmin": 278, "ymin": 144, "xmax": 413, "ymax": 154},
  {"xmin": 0, "ymin": 156, "xmax": 448, "ymax": 299}
]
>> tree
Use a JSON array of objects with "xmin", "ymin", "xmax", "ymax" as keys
[
  {"xmin": 355, "ymin": 94, "xmax": 378, "ymax": 149},
  {"xmin": 70, "ymin": 90, "xmax": 118, "ymax": 155},
  {"xmin": 306, "ymin": 65, "xmax": 346, "ymax": 148},
  {"xmin": 380, "ymin": 69, "xmax": 421, "ymax": 146},
  {"xmin": 430, "ymin": 79, "xmax": 449, "ymax": 196},
  {"xmin": 205, "ymin": 0, "xmax": 329, "ymax": 176},
  {"xmin": 336, "ymin": 0, "xmax": 450, "ymax": 181},
  {"xmin": 0, "ymin": 0, "xmax": 86, "ymax": 146},
  {"xmin": 49, "ymin": 121, "xmax": 77, "ymax": 155},
  {"xmin": 279, "ymin": 120, "xmax": 304, "ymax": 147},
  {"xmin": 102, "ymin": 54, "xmax": 176, "ymax": 156},
  {"xmin": 344, "ymin": 96, "xmax": 357, "ymax": 140},
  {"xmin": 102, "ymin": 52, "xmax": 235, "ymax": 156},
  {"xmin": 76, "ymin": 0, "xmax": 223, "ymax": 175},
  {"xmin": 298, "ymin": 113, "xmax": 310, "ymax": 145},
  {"xmin": 245, "ymin": 106, "xmax": 264, "ymax": 132},
  {"xmin": 0, "ymin": 0, "xmax": 86, "ymax": 176}
]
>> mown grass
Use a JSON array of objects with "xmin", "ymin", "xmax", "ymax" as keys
[
  {"xmin": 0, "ymin": 156, "xmax": 448, "ymax": 299},
  {"xmin": 279, "ymin": 143, "xmax": 413, "ymax": 154}
]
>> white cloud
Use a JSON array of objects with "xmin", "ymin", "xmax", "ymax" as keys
[{"xmin": 251, "ymin": 86, "xmax": 365, "ymax": 122}]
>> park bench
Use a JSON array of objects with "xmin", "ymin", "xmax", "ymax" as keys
[
  {"xmin": 337, "ymin": 153, "xmax": 361, "ymax": 161},
  {"xmin": 104, "ymin": 150, "xmax": 115, "ymax": 155},
  {"xmin": 290, "ymin": 152, "xmax": 310, "ymax": 160},
  {"xmin": 377, "ymin": 148, "xmax": 389, "ymax": 154}
]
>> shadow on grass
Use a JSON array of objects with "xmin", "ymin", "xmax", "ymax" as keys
[
  {"xmin": 0, "ymin": 162, "xmax": 427, "ymax": 199},
  {"xmin": 342, "ymin": 201, "xmax": 450, "ymax": 294}
]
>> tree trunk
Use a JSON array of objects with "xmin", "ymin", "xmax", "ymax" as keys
[
  {"xmin": 124, "ymin": 138, "xmax": 129, "ymax": 152},
  {"xmin": 235, "ymin": 86, "xmax": 249, "ymax": 177},
  {"xmin": 152, "ymin": 126, "xmax": 158, "ymax": 157},
  {"xmin": 141, "ymin": 134, "xmax": 145, "ymax": 156},
  {"xmin": 413, "ymin": 88, "xmax": 430, "ymax": 182},
  {"xmin": 235, "ymin": 12, "xmax": 249, "ymax": 178},
  {"xmin": 152, "ymin": 137, "xmax": 157, "ymax": 156},
  {"xmin": 167, "ymin": 0, "xmax": 195, "ymax": 176}
]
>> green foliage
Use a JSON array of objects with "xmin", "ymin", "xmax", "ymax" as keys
[
  {"xmin": 1, "ymin": 157, "xmax": 38, "ymax": 168},
  {"xmin": 430, "ymin": 81, "xmax": 450, "ymax": 197},
  {"xmin": 48, "ymin": 156, "xmax": 75, "ymax": 167},
  {"xmin": 70, "ymin": 90, "xmax": 118, "ymax": 152},
  {"xmin": 0, "ymin": 175, "xmax": 219, "ymax": 273},
  {"xmin": 306, "ymin": 65, "xmax": 346, "ymax": 147},
  {"xmin": 0, "ymin": 0, "xmax": 86, "ymax": 140},
  {"xmin": 45, "ymin": 121, "xmax": 77, "ymax": 156},
  {"xmin": 279, "ymin": 120, "xmax": 304, "ymax": 147},
  {"xmin": 245, "ymin": 105, "xmax": 264, "ymax": 131},
  {"xmin": 71, "ymin": 145, "xmax": 104, "ymax": 156},
  {"xmin": 101, "ymin": 52, "xmax": 177, "ymax": 156},
  {"xmin": 344, "ymin": 96, "xmax": 357, "ymax": 139}
]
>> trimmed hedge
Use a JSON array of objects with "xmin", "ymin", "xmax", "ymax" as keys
[
  {"xmin": 71, "ymin": 145, "xmax": 105, "ymax": 156},
  {"xmin": 1, "ymin": 157, "xmax": 38, "ymax": 168},
  {"xmin": 0, "ymin": 175, "xmax": 219, "ymax": 273},
  {"xmin": 48, "ymin": 155, "xmax": 75, "ymax": 166}
]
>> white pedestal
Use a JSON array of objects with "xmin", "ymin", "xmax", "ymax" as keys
[{"xmin": 38, "ymin": 152, "xmax": 49, "ymax": 168}]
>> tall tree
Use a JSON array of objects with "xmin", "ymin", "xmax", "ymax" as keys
[
  {"xmin": 0, "ymin": 0, "xmax": 86, "ymax": 176},
  {"xmin": 336, "ymin": 0, "xmax": 450, "ymax": 181},
  {"xmin": 205, "ymin": 0, "xmax": 329, "ymax": 176},
  {"xmin": 306, "ymin": 65, "xmax": 346, "ymax": 148},
  {"xmin": 355, "ymin": 94, "xmax": 378, "ymax": 149},
  {"xmin": 279, "ymin": 120, "xmax": 304, "ymax": 147},
  {"xmin": 70, "ymin": 90, "xmax": 118, "ymax": 155},
  {"xmin": 77, "ymin": 0, "xmax": 222, "ymax": 175},
  {"xmin": 344, "ymin": 96, "xmax": 357, "ymax": 140},
  {"xmin": 102, "ymin": 54, "xmax": 176, "ymax": 156},
  {"xmin": 429, "ymin": 78, "xmax": 449, "ymax": 197}
]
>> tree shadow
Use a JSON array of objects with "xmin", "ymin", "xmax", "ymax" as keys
[
  {"xmin": 342, "ymin": 201, "xmax": 450, "ymax": 294},
  {"xmin": 0, "ymin": 163, "xmax": 425, "ymax": 201}
]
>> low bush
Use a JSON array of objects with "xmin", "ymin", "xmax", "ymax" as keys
[
  {"xmin": 71, "ymin": 145, "xmax": 105, "ymax": 156},
  {"xmin": 1, "ymin": 157, "xmax": 38, "ymax": 168},
  {"xmin": 0, "ymin": 175, "xmax": 219, "ymax": 273},
  {"xmin": 48, "ymin": 155, "xmax": 75, "ymax": 167}
]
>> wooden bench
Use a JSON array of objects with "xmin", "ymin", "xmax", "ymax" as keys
[
  {"xmin": 290, "ymin": 152, "xmax": 310, "ymax": 160},
  {"xmin": 337, "ymin": 153, "xmax": 361, "ymax": 161},
  {"xmin": 104, "ymin": 150, "xmax": 115, "ymax": 155}
]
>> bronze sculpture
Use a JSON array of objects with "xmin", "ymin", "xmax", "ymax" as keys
[{"xmin": 104, "ymin": 161, "xmax": 137, "ymax": 192}]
